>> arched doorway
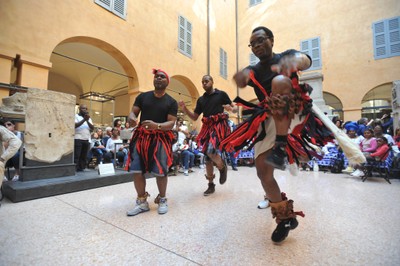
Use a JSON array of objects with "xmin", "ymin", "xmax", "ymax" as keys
[
  {"xmin": 361, "ymin": 83, "xmax": 392, "ymax": 120},
  {"xmin": 48, "ymin": 37, "xmax": 138, "ymax": 127},
  {"xmin": 323, "ymin": 92, "xmax": 343, "ymax": 119},
  {"xmin": 169, "ymin": 75, "xmax": 200, "ymax": 132}
]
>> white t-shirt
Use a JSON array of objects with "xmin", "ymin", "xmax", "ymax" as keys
[{"xmin": 75, "ymin": 114, "xmax": 92, "ymax": 140}]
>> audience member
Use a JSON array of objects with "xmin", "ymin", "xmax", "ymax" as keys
[
  {"xmin": 4, "ymin": 120, "xmax": 23, "ymax": 181},
  {"xmin": 179, "ymin": 139, "xmax": 195, "ymax": 176},
  {"xmin": 90, "ymin": 132, "xmax": 106, "ymax": 165},
  {"xmin": 351, "ymin": 128, "xmax": 377, "ymax": 177},
  {"xmin": 102, "ymin": 127, "xmax": 112, "ymax": 148},
  {"xmin": 0, "ymin": 119, "xmax": 22, "ymax": 187},
  {"xmin": 74, "ymin": 104, "xmax": 94, "ymax": 172},
  {"xmin": 104, "ymin": 127, "xmax": 127, "ymax": 167},
  {"xmin": 373, "ymin": 125, "xmax": 394, "ymax": 145}
]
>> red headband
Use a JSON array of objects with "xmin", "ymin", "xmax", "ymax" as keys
[{"xmin": 152, "ymin": 68, "xmax": 170, "ymax": 84}]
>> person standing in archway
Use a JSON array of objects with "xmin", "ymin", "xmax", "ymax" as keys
[
  {"xmin": 179, "ymin": 75, "xmax": 235, "ymax": 196},
  {"xmin": 74, "ymin": 104, "xmax": 94, "ymax": 172},
  {"xmin": 126, "ymin": 69, "xmax": 178, "ymax": 216}
]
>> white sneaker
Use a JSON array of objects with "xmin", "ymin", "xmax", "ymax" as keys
[
  {"xmin": 184, "ymin": 170, "xmax": 189, "ymax": 176},
  {"xmin": 351, "ymin": 169, "xmax": 362, "ymax": 177},
  {"xmin": 199, "ymin": 164, "xmax": 205, "ymax": 169},
  {"xmin": 3, "ymin": 176, "xmax": 8, "ymax": 182},
  {"xmin": 343, "ymin": 166, "xmax": 354, "ymax": 173},
  {"xmin": 11, "ymin": 175, "xmax": 19, "ymax": 182},
  {"xmin": 287, "ymin": 163, "xmax": 299, "ymax": 176},
  {"xmin": 157, "ymin": 197, "xmax": 168, "ymax": 214},
  {"xmin": 258, "ymin": 197, "xmax": 270, "ymax": 209},
  {"xmin": 126, "ymin": 199, "xmax": 150, "ymax": 216}
]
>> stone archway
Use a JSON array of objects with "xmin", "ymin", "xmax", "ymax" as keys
[
  {"xmin": 168, "ymin": 75, "xmax": 200, "ymax": 131},
  {"xmin": 48, "ymin": 37, "xmax": 139, "ymax": 126},
  {"xmin": 361, "ymin": 83, "xmax": 392, "ymax": 120},
  {"xmin": 323, "ymin": 92, "xmax": 343, "ymax": 119}
]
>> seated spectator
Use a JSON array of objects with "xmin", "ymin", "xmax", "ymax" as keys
[
  {"xmin": 373, "ymin": 125, "xmax": 394, "ymax": 146},
  {"xmin": 360, "ymin": 128, "xmax": 377, "ymax": 155},
  {"xmin": 179, "ymin": 139, "xmax": 195, "ymax": 176},
  {"xmin": 342, "ymin": 122, "xmax": 364, "ymax": 174},
  {"xmin": 355, "ymin": 137, "xmax": 391, "ymax": 178},
  {"xmin": 102, "ymin": 127, "xmax": 112, "ymax": 148},
  {"xmin": 104, "ymin": 127, "xmax": 127, "ymax": 167},
  {"xmin": 189, "ymin": 135, "xmax": 205, "ymax": 169},
  {"xmin": 351, "ymin": 128, "xmax": 377, "ymax": 177},
  {"xmin": 169, "ymin": 131, "xmax": 181, "ymax": 176},
  {"xmin": 4, "ymin": 120, "xmax": 23, "ymax": 181},
  {"xmin": 90, "ymin": 132, "xmax": 106, "ymax": 165},
  {"xmin": 114, "ymin": 119, "xmax": 123, "ymax": 132}
]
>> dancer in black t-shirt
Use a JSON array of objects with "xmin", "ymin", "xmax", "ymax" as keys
[
  {"xmin": 179, "ymin": 75, "xmax": 235, "ymax": 196},
  {"xmin": 126, "ymin": 69, "xmax": 178, "ymax": 216},
  {"xmin": 226, "ymin": 26, "xmax": 312, "ymax": 243}
]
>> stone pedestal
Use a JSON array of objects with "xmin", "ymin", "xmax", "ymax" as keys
[
  {"xmin": 300, "ymin": 72, "xmax": 331, "ymax": 115},
  {"xmin": 0, "ymin": 87, "xmax": 76, "ymax": 181}
]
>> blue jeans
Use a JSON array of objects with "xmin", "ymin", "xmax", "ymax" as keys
[
  {"xmin": 92, "ymin": 148, "xmax": 106, "ymax": 163},
  {"xmin": 181, "ymin": 150, "xmax": 195, "ymax": 170}
]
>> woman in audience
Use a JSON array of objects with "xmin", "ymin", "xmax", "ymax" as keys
[
  {"xmin": 104, "ymin": 127, "xmax": 127, "ymax": 167},
  {"xmin": 342, "ymin": 122, "xmax": 364, "ymax": 174},
  {"xmin": 351, "ymin": 128, "xmax": 377, "ymax": 177}
]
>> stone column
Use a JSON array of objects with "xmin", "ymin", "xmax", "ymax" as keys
[{"xmin": 299, "ymin": 72, "xmax": 331, "ymax": 115}]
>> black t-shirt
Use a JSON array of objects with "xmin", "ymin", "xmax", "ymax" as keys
[
  {"xmin": 194, "ymin": 89, "xmax": 232, "ymax": 117},
  {"xmin": 247, "ymin": 49, "xmax": 309, "ymax": 101},
  {"xmin": 134, "ymin": 91, "xmax": 178, "ymax": 122}
]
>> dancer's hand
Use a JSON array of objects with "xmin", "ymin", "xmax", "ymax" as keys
[
  {"xmin": 233, "ymin": 69, "xmax": 250, "ymax": 88},
  {"xmin": 271, "ymin": 53, "xmax": 310, "ymax": 77},
  {"xmin": 178, "ymin": 100, "xmax": 186, "ymax": 110}
]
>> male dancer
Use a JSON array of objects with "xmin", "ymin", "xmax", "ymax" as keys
[
  {"xmin": 179, "ymin": 75, "xmax": 234, "ymax": 196},
  {"xmin": 231, "ymin": 26, "xmax": 311, "ymax": 242},
  {"xmin": 126, "ymin": 69, "xmax": 178, "ymax": 216}
]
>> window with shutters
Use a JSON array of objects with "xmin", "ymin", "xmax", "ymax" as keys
[
  {"xmin": 94, "ymin": 0, "xmax": 126, "ymax": 19},
  {"xmin": 220, "ymin": 48, "xmax": 228, "ymax": 79},
  {"xmin": 249, "ymin": 0, "xmax": 262, "ymax": 7},
  {"xmin": 300, "ymin": 37, "xmax": 321, "ymax": 71},
  {"xmin": 249, "ymin": 53, "xmax": 260, "ymax": 65},
  {"xmin": 373, "ymin": 16, "xmax": 400, "ymax": 60},
  {"xmin": 178, "ymin": 15, "xmax": 193, "ymax": 58}
]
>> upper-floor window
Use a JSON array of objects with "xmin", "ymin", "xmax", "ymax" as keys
[
  {"xmin": 249, "ymin": 0, "xmax": 262, "ymax": 7},
  {"xmin": 178, "ymin": 15, "xmax": 192, "ymax": 58},
  {"xmin": 220, "ymin": 48, "xmax": 228, "ymax": 79},
  {"xmin": 300, "ymin": 37, "xmax": 321, "ymax": 70},
  {"xmin": 94, "ymin": 0, "xmax": 126, "ymax": 19},
  {"xmin": 249, "ymin": 53, "xmax": 259, "ymax": 65},
  {"xmin": 373, "ymin": 16, "xmax": 400, "ymax": 59}
]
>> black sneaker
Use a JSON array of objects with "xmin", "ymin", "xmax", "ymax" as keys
[
  {"xmin": 266, "ymin": 144, "xmax": 287, "ymax": 170},
  {"xmin": 232, "ymin": 165, "xmax": 238, "ymax": 171},
  {"xmin": 219, "ymin": 165, "xmax": 228, "ymax": 184},
  {"xmin": 203, "ymin": 183, "xmax": 215, "ymax": 196},
  {"xmin": 271, "ymin": 218, "xmax": 298, "ymax": 243}
]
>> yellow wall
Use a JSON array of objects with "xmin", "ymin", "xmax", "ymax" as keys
[
  {"xmin": 0, "ymin": 0, "xmax": 399, "ymax": 123},
  {"xmin": 237, "ymin": 0, "xmax": 400, "ymax": 121}
]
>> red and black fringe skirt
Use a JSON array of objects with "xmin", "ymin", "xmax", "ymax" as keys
[
  {"xmin": 220, "ymin": 75, "xmax": 334, "ymax": 165},
  {"xmin": 127, "ymin": 126, "xmax": 174, "ymax": 175},
  {"xmin": 196, "ymin": 113, "xmax": 230, "ymax": 154}
]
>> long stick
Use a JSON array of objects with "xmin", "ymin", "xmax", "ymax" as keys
[{"xmin": 312, "ymin": 105, "xmax": 366, "ymax": 165}]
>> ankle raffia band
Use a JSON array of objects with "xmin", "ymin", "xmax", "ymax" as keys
[
  {"xmin": 205, "ymin": 174, "xmax": 215, "ymax": 181},
  {"xmin": 137, "ymin": 192, "xmax": 150, "ymax": 201},
  {"xmin": 154, "ymin": 194, "xmax": 166, "ymax": 204},
  {"xmin": 270, "ymin": 192, "xmax": 305, "ymax": 224}
]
